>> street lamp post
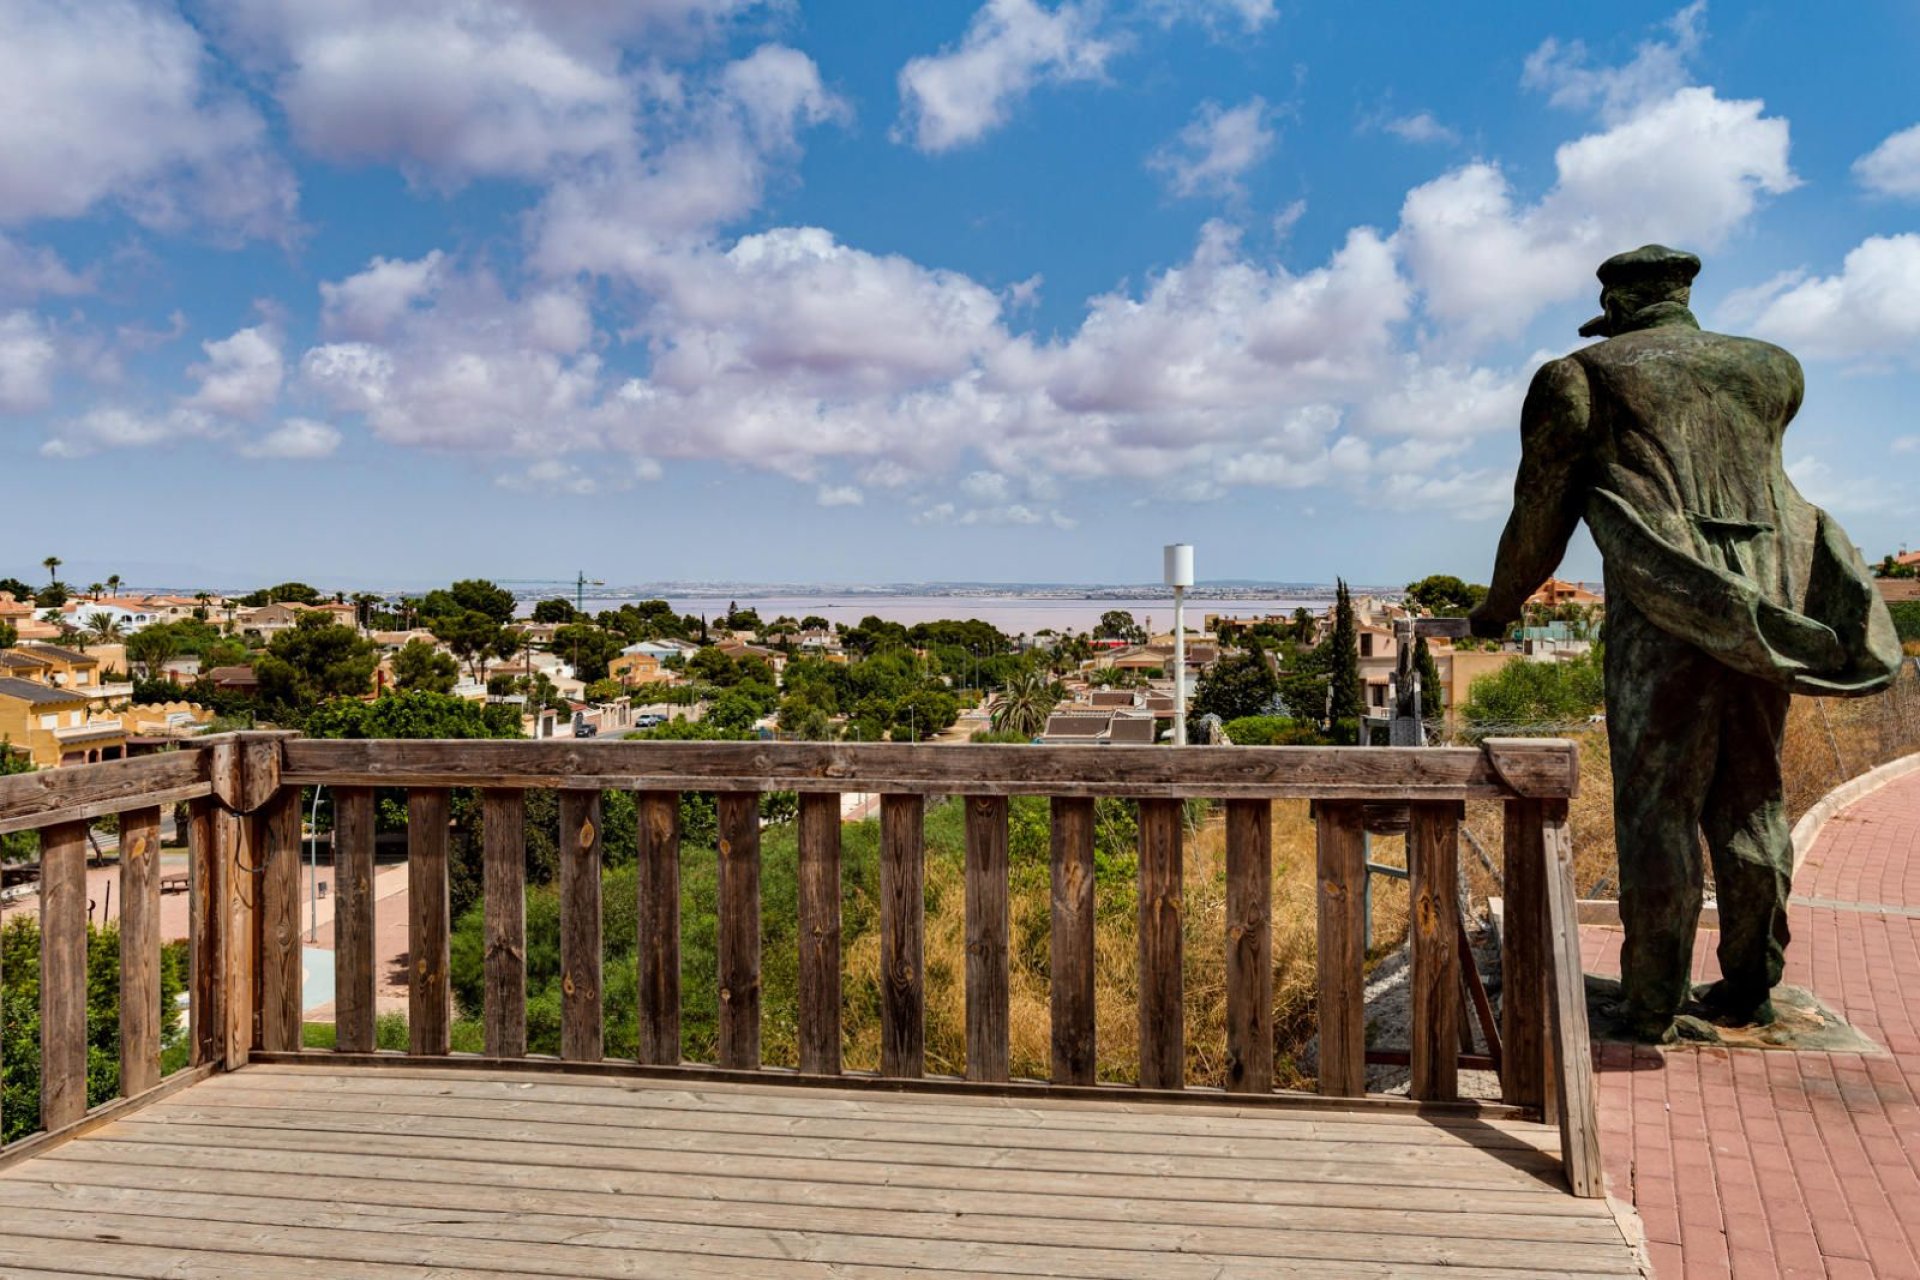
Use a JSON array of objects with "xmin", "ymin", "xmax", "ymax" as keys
[{"xmin": 1164, "ymin": 544, "xmax": 1193, "ymax": 746}]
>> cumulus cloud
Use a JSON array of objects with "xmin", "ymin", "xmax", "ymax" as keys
[
  {"xmin": 1398, "ymin": 6, "xmax": 1794, "ymax": 346},
  {"xmin": 1382, "ymin": 112, "xmax": 1459, "ymax": 146},
  {"xmin": 0, "ymin": 0, "xmax": 295, "ymax": 239},
  {"xmin": 1854, "ymin": 124, "xmax": 1920, "ymax": 200},
  {"xmin": 816, "ymin": 484, "xmax": 864, "ymax": 507},
  {"xmin": 1149, "ymin": 98, "xmax": 1275, "ymax": 200},
  {"xmin": 320, "ymin": 252, "xmax": 447, "ymax": 339},
  {"xmin": 41, "ymin": 407, "xmax": 222, "ymax": 458},
  {"xmin": 238, "ymin": 417, "xmax": 342, "ymax": 459},
  {"xmin": 495, "ymin": 458, "xmax": 610, "ymax": 495},
  {"xmin": 0, "ymin": 311, "xmax": 58, "ymax": 412},
  {"xmin": 1728, "ymin": 235, "xmax": 1920, "ymax": 368},
  {"xmin": 186, "ymin": 323, "xmax": 285, "ymax": 418},
  {"xmin": 895, "ymin": 0, "xmax": 1116, "ymax": 152},
  {"xmin": 0, "ymin": 236, "xmax": 90, "ymax": 303},
  {"xmin": 1142, "ymin": 0, "xmax": 1276, "ymax": 32}
]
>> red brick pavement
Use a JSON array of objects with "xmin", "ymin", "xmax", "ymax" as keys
[{"xmin": 1583, "ymin": 768, "xmax": 1920, "ymax": 1278}]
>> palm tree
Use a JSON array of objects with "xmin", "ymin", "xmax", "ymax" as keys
[
  {"xmin": 42, "ymin": 555, "xmax": 60, "ymax": 583},
  {"xmin": 87, "ymin": 582, "xmax": 105, "ymax": 600},
  {"xmin": 990, "ymin": 669, "xmax": 1060, "ymax": 739},
  {"xmin": 106, "ymin": 574, "xmax": 122, "ymax": 597},
  {"xmin": 84, "ymin": 613, "xmax": 124, "ymax": 646}
]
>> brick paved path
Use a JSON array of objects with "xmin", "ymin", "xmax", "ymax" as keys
[{"xmin": 1583, "ymin": 767, "xmax": 1920, "ymax": 1278}]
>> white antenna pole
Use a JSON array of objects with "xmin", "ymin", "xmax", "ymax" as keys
[{"xmin": 1164, "ymin": 544, "xmax": 1194, "ymax": 747}]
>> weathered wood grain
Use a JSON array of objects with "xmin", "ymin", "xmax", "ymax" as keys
[
  {"xmin": 187, "ymin": 798, "xmax": 222, "ymax": 1069},
  {"xmin": 880, "ymin": 794, "xmax": 926, "ymax": 1079},
  {"xmin": 407, "ymin": 789, "xmax": 452, "ymax": 1057},
  {"xmin": 0, "ymin": 749, "xmax": 210, "ymax": 836},
  {"xmin": 279, "ymin": 739, "xmax": 1570, "ymax": 800},
  {"xmin": 1224, "ymin": 799, "xmax": 1273, "ymax": 1095},
  {"xmin": 40, "ymin": 821, "xmax": 89, "ymax": 1130},
  {"xmin": 1482, "ymin": 739, "xmax": 1581, "ymax": 801},
  {"xmin": 118, "ymin": 806, "xmax": 163, "ymax": 1096},
  {"xmin": 1540, "ymin": 800, "xmax": 1602, "ymax": 1197},
  {"xmin": 1137, "ymin": 799, "xmax": 1185, "ymax": 1091},
  {"xmin": 1408, "ymin": 802, "xmax": 1462, "ymax": 1103},
  {"xmin": 636, "ymin": 791, "xmax": 680, "ymax": 1066},
  {"xmin": 559, "ymin": 790, "xmax": 604, "ymax": 1063},
  {"xmin": 1315, "ymin": 802, "xmax": 1366, "ymax": 1098},
  {"xmin": 1050, "ymin": 797, "xmax": 1096, "ymax": 1086},
  {"xmin": 716, "ymin": 792, "xmax": 761, "ymax": 1072},
  {"xmin": 797, "ymin": 793, "xmax": 842, "ymax": 1076},
  {"xmin": 1500, "ymin": 799, "xmax": 1548, "ymax": 1112},
  {"xmin": 217, "ymin": 804, "xmax": 255, "ymax": 1070},
  {"xmin": 963, "ymin": 795, "xmax": 1010, "ymax": 1084},
  {"xmin": 332, "ymin": 788, "xmax": 376, "ymax": 1054},
  {"xmin": 482, "ymin": 789, "xmax": 527, "ymax": 1059},
  {"xmin": 257, "ymin": 789, "xmax": 303, "ymax": 1055}
]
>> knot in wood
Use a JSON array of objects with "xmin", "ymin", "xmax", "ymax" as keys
[
  {"xmin": 576, "ymin": 818, "xmax": 596, "ymax": 850},
  {"xmin": 562, "ymin": 972, "xmax": 576, "ymax": 996}
]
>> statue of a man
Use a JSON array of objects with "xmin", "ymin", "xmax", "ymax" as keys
[{"xmin": 1470, "ymin": 245, "xmax": 1901, "ymax": 1042}]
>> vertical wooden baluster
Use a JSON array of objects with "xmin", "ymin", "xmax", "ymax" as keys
[
  {"xmin": 797, "ymin": 792, "xmax": 842, "ymax": 1076},
  {"xmin": 1050, "ymin": 796, "xmax": 1096, "ymax": 1086},
  {"xmin": 1137, "ymin": 798, "xmax": 1185, "ymax": 1090},
  {"xmin": 333, "ymin": 787, "xmax": 376, "ymax": 1054},
  {"xmin": 219, "ymin": 804, "xmax": 255, "ymax": 1069},
  {"xmin": 187, "ymin": 797, "xmax": 222, "ymax": 1069},
  {"xmin": 1409, "ymin": 801, "xmax": 1463, "ymax": 1102},
  {"xmin": 1541, "ymin": 799, "xmax": 1603, "ymax": 1197},
  {"xmin": 1501, "ymin": 798, "xmax": 1549, "ymax": 1112},
  {"xmin": 881, "ymin": 794, "xmax": 926, "ymax": 1079},
  {"xmin": 716, "ymin": 791, "xmax": 762, "ymax": 1071},
  {"xmin": 40, "ymin": 820, "xmax": 88, "ymax": 1130},
  {"xmin": 407, "ymin": 788, "xmax": 451, "ymax": 1057},
  {"xmin": 1225, "ymin": 798, "xmax": 1273, "ymax": 1094},
  {"xmin": 965, "ymin": 795, "xmax": 1010, "ymax": 1083},
  {"xmin": 482, "ymin": 789, "xmax": 527, "ymax": 1059},
  {"xmin": 258, "ymin": 789, "xmax": 303, "ymax": 1054},
  {"xmin": 118, "ymin": 806, "xmax": 163, "ymax": 1094},
  {"xmin": 559, "ymin": 789, "xmax": 604, "ymax": 1062},
  {"xmin": 637, "ymin": 790, "xmax": 680, "ymax": 1066},
  {"xmin": 1315, "ymin": 801, "xmax": 1366, "ymax": 1097}
]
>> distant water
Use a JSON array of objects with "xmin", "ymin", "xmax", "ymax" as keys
[{"xmin": 549, "ymin": 593, "xmax": 1325, "ymax": 635}]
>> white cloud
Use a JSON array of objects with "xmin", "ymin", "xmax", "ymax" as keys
[
  {"xmin": 0, "ymin": 0, "xmax": 295, "ymax": 239},
  {"xmin": 1149, "ymin": 98, "xmax": 1275, "ymax": 200},
  {"xmin": 0, "ymin": 235, "xmax": 90, "ymax": 303},
  {"xmin": 1890, "ymin": 436, "xmax": 1917, "ymax": 454},
  {"xmin": 319, "ymin": 252, "xmax": 447, "ymax": 339},
  {"xmin": 41, "ymin": 407, "xmax": 221, "ymax": 458},
  {"xmin": 816, "ymin": 484, "xmax": 864, "ymax": 507},
  {"xmin": 1854, "ymin": 124, "xmax": 1920, "ymax": 200},
  {"xmin": 1522, "ymin": 1, "xmax": 1704, "ymax": 124},
  {"xmin": 238, "ymin": 417, "xmax": 341, "ymax": 459},
  {"xmin": 1382, "ymin": 112, "xmax": 1458, "ymax": 146},
  {"xmin": 1142, "ymin": 0, "xmax": 1276, "ymax": 32},
  {"xmin": 1732, "ymin": 235, "xmax": 1920, "ymax": 368},
  {"xmin": 0, "ymin": 311, "xmax": 58, "ymax": 412},
  {"xmin": 186, "ymin": 324, "xmax": 285, "ymax": 419},
  {"xmin": 895, "ymin": 0, "xmax": 1116, "ymax": 152},
  {"xmin": 494, "ymin": 458, "xmax": 612, "ymax": 495}
]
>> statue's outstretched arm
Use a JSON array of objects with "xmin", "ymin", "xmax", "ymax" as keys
[{"xmin": 1473, "ymin": 357, "xmax": 1592, "ymax": 633}]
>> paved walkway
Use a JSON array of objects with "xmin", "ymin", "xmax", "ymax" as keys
[{"xmin": 1583, "ymin": 766, "xmax": 1920, "ymax": 1278}]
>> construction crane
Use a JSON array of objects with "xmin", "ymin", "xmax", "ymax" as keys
[{"xmin": 494, "ymin": 572, "xmax": 606, "ymax": 615}]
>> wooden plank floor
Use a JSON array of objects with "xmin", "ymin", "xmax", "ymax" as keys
[{"xmin": 0, "ymin": 1063, "xmax": 1642, "ymax": 1278}]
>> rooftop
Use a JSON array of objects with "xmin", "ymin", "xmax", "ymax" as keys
[{"xmin": 0, "ymin": 676, "xmax": 86, "ymax": 705}]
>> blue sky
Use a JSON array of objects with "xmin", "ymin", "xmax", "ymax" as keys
[{"xmin": 2, "ymin": 0, "xmax": 1915, "ymax": 591}]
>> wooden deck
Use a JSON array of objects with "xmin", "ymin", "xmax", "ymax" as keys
[{"xmin": 0, "ymin": 1063, "xmax": 1641, "ymax": 1279}]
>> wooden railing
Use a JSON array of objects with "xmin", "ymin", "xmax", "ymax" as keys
[{"xmin": 0, "ymin": 732, "xmax": 1602, "ymax": 1196}]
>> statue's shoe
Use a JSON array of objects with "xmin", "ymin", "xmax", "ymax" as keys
[{"xmin": 1695, "ymin": 980, "xmax": 1777, "ymax": 1027}]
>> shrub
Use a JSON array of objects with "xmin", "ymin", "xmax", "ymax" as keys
[{"xmin": 1222, "ymin": 715, "xmax": 1324, "ymax": 745}]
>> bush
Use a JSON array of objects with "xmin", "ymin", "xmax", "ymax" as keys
[
  {"xmin": 1222, "ymin": 715, "xmax": 1324, "ymax": 745},
  {"xmin": 1890, "ymin": 601, "xmax": 1920, "ymax": 643},
  {"xmin": 1460, "ymin": 649, "xmax": 1605, "ymax": 726}
]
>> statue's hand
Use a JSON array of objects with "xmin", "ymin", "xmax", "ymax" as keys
[{"xmin": 1467, "ymin": 608, "xmax": 1507, "ymax": 641}]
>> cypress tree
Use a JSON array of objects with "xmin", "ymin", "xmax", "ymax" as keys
[
  {"xmin": 1326, "ymin": 579, "xmax": 1364, "ymax": 742},
  {"xmin": 1413, "ymin": 634, "xmax": 1443, "ymax": 713}
]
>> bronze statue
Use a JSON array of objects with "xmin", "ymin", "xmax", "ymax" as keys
[{"xmin": 1471, "ymin": 245, "xmax": 1901, "ymax": 1042}]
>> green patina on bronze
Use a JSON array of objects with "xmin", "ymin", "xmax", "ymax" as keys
[{"xmin": 1472, "ymin": 246, "xmax": 1902, "ymax": 1042}]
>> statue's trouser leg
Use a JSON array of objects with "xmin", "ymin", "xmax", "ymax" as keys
[
  {"xmin": 1607, "ymin": 597, "xmax": 1720, "ymax": 1026},
  {"xmin": 1703, "ymin": 674, "xmax": 1793, "ymax": 1010}
]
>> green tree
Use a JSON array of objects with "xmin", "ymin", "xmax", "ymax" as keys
[
  {"xmin": 0, "ymin": 577, "xmax": 33, "ymax": 602},
  {"xmin": 531, "ymin": 598, "xmax": 578, "ymax": 624},
  {"xmin": 82, "ymin": 613, "xmax": 124, "ymax": 646},
  {"xmin": 0, "ymin": 621, "xmax": 14, "ymax": 650},
  {"xmin": 305, "ymin": 690, "xmax": 522, "ymax": 740},
  {"xmin": 1413, "ymin": 635, "xmax": 1444, "ymax": 712},
  {"xmin": 391, "ymin": 639, "xmax": 459, "ymax": 694},
  {"xmin": 1222, "ymin": 715, "xmax": 1323, "ymax": 745},
  {"xmin": 431, "ymin": 610, "xmax": 517, "ymax": 683},
  {"xmin": 35, "ymin": 582, "xmax": 68, "ymax": 609},
  {"xmin": 550, "ymin": 623, "xmax": 623, "ymax": 684},
  {"xmin": 1404, "ymin": 574, "xmax": 1488, "ymax": 617},
  {"xmin": 254, "ymin": 613, "xmax": 379, "ymax": 715},
  {"xmin": 1093, "ymin": 610, "xmax": 1146, "ymax": 643},
  {"xmin": 418, "ymin": 579, "xmax": 517, "ymax": 626},
  {"xmin": 41, "ymin": 556, "xmax": 60, "ymax": 584},
  {"xmin": 989, "ymin": 670, "xmax": 1059, "ymax": 738},
  {"xmin": 1, "ymin": 748, "xmax": 34, "ymax": 864},
  {"xmin": 1459, "ymin": 650, "xmax": 1606, "ymax": 727},
  {"xmin": 1191, "ymin": 641, "xmax": 1280, "ymax": 722},
  {"xmin": 239, "ymin": 581, "xmax": 323, "ymax": 607},
  {"xmin": 583, "ymin": 677, "xmax": 627, "ymax": 703},
  {"xmin": 1326, "ymin": 580, "xmax": 1364, "ymax": 742},
  {"xmin": 125, "ymin": 625, "xmax": 180, "ymax": 678},
  {"xmin": 1890, "ymin": 601, "xmax": 1920, "ymax": 643}
]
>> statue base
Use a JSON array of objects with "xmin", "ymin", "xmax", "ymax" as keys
[{"xmin": 1583, "ymin": 974, "xmax": 1879, "ymax": 1052}]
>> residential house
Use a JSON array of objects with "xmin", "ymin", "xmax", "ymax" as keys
[
  {"xmin": 3, "ymin": 642, "xmax": 131, "ymax": 709},
  {"xmin": 206, "ymin": 665, "xmax": 262, "ymax": 694},
  {"xmin": 609, "ymin": 650, "xmax": 675, "ymax": 687},
  {"xmin": 717, "ymin": 639, "xmax": 784, "ymax": 674},
  {"xmin": 62, "ymin": 597, "xmax": 162, "ymax": 633},
  {"xmin": 1878, "ymin": 578, "xmax": 1920, "ymax": 604},
  {"xmin": 1526, "ymin": 578, "xmax": 1604, "ymax": 609},
  {"xmin": 1037, "ymin": 709, "xmax": 1157, "ymax": 745},
  {"xmin": 0, "ymin": 678, "xmax": 126, "ymax": 767},
  {"xmin": 236, "ymin": 601, "xmax": 359, "ymax": 637}
]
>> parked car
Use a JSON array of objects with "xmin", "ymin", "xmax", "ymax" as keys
[
  {"xmin": 573, "ymin": 722, "xmax": 598, "ymax": 738},
  {"xmin": 633, "ymin": 713, "xmax": 667, "ymax": 729}
]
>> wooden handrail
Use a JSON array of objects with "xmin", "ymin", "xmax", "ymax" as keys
[{"xmin": 0, "ymin": 731, "xmax": 1599, "ymax": 1197}]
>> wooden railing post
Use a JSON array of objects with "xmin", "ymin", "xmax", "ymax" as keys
[
  {"xmin": 1315, "ymin": 801, "xmax": 1366, "ymax": 1097},
  {"xmin": 1500, "ymin": 798, "xmax": 1550, "ymax": 1112},
  {"xmin": 716, "ymin": 792, "xmax": 762, "ymax": 1071},
  {"xmin": 636, "ymin": 790, "xmax": 680, "ymax": 1066},
  {"xmin": 1050, "ymin": 797, "xmax": 1096, "ymax": 1085},
  {"xmin": 559, "ymin": 789, "xmax": 604, "ymax": 1062},
  {"xmin": 333, "ymin": 787, "xmax": 377, "ymax": 1054},
  {"xmin": 407, "ymin": 788, "xmax": 452, "ymax": 1056},
  {"xmin": 1224, "ymin": 799, "xmax": 1273, "ymax": 1094},
  {"xmin": 880, "ymin": 794, "xmax": 926, "ymax": 1079},
  {"xmin": 964, "ymin": 795, "xmax": 1010, "ymax": 1083},
  {"xmin": 187, "ymin": 797, "xmax": 222, "ymax": 1068},
  {"xmin": 1541, "ymin": 798, "xmax": 1604, "ymax": 1197},
  {"xmin": 118, "ymin": 806, "xmax": 163, "ymax": 1096},
  {"xmin": 797, "ymin": 792, "xmax": 842, "ymax": 1076},
  {"xmin": 1137, "ymin": 799, "xmax": 1184, "ymax": 1090},
  {"xmin": 257, "ymin": 788, "xmax": 303, "ymax": 1054},
  {"xmin": 481, "ymin": 789, "xmax": 527, "ymax": 1059},
  {"xmin": 39, "ymin": 820, "xmax": 88, "ymax": 1131},
  {"xmin": 1409, "ymin": 801, "xmax": 1463, "ymax": 1102}
]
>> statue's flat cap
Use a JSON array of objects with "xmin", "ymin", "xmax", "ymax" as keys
[{"xmin": 1597, "ymin": 244, "xmax": 1701, "ymax": 288}]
